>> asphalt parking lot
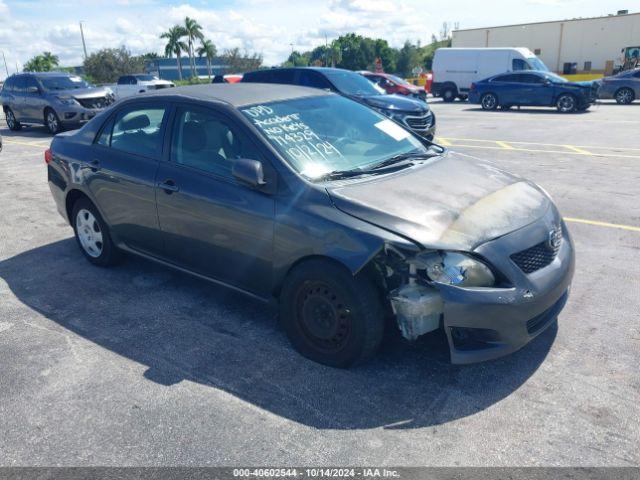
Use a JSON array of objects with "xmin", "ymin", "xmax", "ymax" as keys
[{"xmin": 0, "ymin": 99, "xmax": 638, "ymax": 466}]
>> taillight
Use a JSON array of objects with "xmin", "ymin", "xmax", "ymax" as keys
[{"xmin": 44, "ymin": 148, "xmax": 53, "ymax": 164}]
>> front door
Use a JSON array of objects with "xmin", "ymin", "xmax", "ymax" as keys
[
  {"xmin": 519, "ymin": 73, "xmax": 554, "ymax": 106},
  {"xmin": 155, "ymin": 105, "xmax": 275, "ymax": 296},
  {"xmin": 87, "ymin": 103, "xmax": 168, "ymax": 256}
]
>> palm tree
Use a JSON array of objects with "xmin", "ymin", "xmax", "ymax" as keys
[
  {"xmin": 160, "ymin": 26, "xmax": 188, "ymax": 81},
  {"xmin": 197, "ymin": 39, "xmax": 216, "ymax": 80},
  {"xmin": 42, "ymin": 52, "xmax": 59, "ymax": 70},
  {"xmin": 329, "ymin": 41, "xmax": 342, "ymax": 68},
  {"xmin": 183, "ymin": 16, "xmax": 204, "ymax": 78}
]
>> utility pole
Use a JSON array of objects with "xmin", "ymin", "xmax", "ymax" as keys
[
  {"xmin": 324, "ymin": 34, "xmax": 328, "ymax": 67},
  {"xmin": 79, "ymin": 21, "xmax": 88, "ymax": 59},
  {"xmin": 1, "ymin": 50, "xmax": 9, "ymax": 77}
]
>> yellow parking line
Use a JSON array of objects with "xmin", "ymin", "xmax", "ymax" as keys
[
  {"xmin": 444, "ymin": 143, "xmax": 640, "ymax": 160},
  {"xmin": 438, "ymin": 137, "xmax": 640, "ymax": 152},
  {"xmin": 563, "ymin": 145, "xmax": 592, "ymax": 155},
  {"xmin": 3, "ymin": 139, "xmax": 49, "ymax": 148},
  {"xmin": 436, "ymin": 137, "xmax": 452, "ymax": 146},
  {"xmin": 496, "ymin": 141, "xmax": 514, "ymax": 150},
  {"xmin": 565, "ymin": 217, "xmax": 640, "ymax": 232}
]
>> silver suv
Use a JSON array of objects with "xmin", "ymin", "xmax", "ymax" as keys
[{"xmin": 0, "ymin": 72, "xmax": 115, "ymax": 134}]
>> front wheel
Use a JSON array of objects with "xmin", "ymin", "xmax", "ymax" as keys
[
  {"xmin": 5, "ymin": 108, "xmax": 22, "ymax": 131},
  {"xmin": 556, "ymin": 94, "xmax": 577, "ymax": 113},
  {"xmin": 45, "ymin": 108, "xmax": 62, "ymax": 134},
  {"xmin": 72, "ymin": 198, "xmax": 120, "ymax": 267},
  {"xmin": 481, "ymin": 93, "xmax": 498, "ymax": 110},
  {"xmin": 442, "ymin": 87, "xmax": 456, "ymax": 103},
  {"xmin": 615, "ymin": 88, "xmax": 635, "ymax": 105},
  {"xmin": 279, "ymin": 260, "xmax": 385, "ymax": 368}
]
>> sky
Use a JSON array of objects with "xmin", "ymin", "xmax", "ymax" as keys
[{"xmin": 0, "ymin": 0, "xmax": 630, "ymax": 79}]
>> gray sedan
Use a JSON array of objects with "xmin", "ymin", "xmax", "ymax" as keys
[{"xmin": 598, "ymin": 69, "xmax": 640, "ymax": 104}]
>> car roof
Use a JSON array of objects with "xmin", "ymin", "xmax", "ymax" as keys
[{"xmin": 136, "ymin": 83, "xmax": 331, "ymax": 107}]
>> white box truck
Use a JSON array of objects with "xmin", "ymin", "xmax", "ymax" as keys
[{"xmin": 431, "ymin": 48, "xmax": 549, "ymax": 101}]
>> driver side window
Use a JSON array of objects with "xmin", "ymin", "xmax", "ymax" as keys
[{"xmin": 512, "ymin": 59, "xmax": 530, "ymax": 71}]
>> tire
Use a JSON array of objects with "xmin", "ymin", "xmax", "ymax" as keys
[
  {"xmin": 615, "ymin": 87, "xmax": 635, "ymax": 105},
  {"xmin": 577, "ymin": 104, "xmax": 590, "ymax": 112},
  {"xmin": 45, "ymin": 108, "xmax": 62, "ymax": 134},
  {"xmin": 480, "ymin": 93, "xmax": 498, "ymax": 110},
  {"xmin": 5, "ymin": 108, "xmax": 22, "ymax": 131},
  {"xmin": 556, "ymin": 93, "xmax": 577, "ymax": 113},
  {"xmin": 71, "ymin": 198, "xmax": 120, "ymax": 267},
  {"xmin": 442, "ymin": 87, "xmax": 456, "ymax": 103},
  {"xmin": 279, "ymin": 259, "xmax": 385, "ymax": 368}
]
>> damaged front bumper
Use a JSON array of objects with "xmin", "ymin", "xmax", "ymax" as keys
[{"xmin": 387, "ymin": 211, "xmax": 575, "ymax": 364}]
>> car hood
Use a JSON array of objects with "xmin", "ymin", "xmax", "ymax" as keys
[
  {"xmin": 359, "ymin": 94, "xmax": 429, "ymax": 113},
  {"xmin": 52, "ymin": 86, "xmax": 112, "ymax": 100},
  {"xmin": 326, "ymin": 151, "xmax": 551, "ymax": 250}
]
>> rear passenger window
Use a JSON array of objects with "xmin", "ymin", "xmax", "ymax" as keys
[
  {"xmin": 110, "ymin": 107, "xmax": 166, "ymax": 157},
  {"xmin": 170, "ymin": 107, "xmax": 259, "ymax": 178},
  {"xmin": 494, "ymin": 74, "xmax": 520, "ymax": 82},
  {"xmin": 298, "ymin": 71, "xmax": 331, "ymax": 89}
]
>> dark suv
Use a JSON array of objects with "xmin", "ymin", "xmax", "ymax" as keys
[
  {"xmin": 242, "ymin": 67, "xmax": 436, "ymax": 140},
  {"xmin": 0, "ymin": 72, "xmax": 115, "ymax": 134}
]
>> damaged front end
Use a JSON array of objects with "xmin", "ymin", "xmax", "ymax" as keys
[{"xmin": 376, "ymin": 244, "xmax": 498, "ymax": 341}]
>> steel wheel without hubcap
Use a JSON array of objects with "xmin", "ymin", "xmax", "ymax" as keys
[
  {"xmin": 615, "ymin": 88, "xmax": 634, "ymax": 105},
  {"xmin": 556, "ymin": 94, "xmax": 576, "ymax": 112},
  {"xmin": 296, "ymin": 281, "xmax": 352, "ymax": 354},
  {"xmin": 481, "ymin": 93, "xmax": 498, "ymax": 110},
  {"xmin": 75, "ymin": 209, "xmax": 103, "ymax": 258},
  {"xmin": 46, "ymin": 110, "xmax": 60, "ymax": 134}
]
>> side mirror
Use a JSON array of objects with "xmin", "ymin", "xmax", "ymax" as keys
[
  {"xmin": 232, "ymin": 158, "xmax": 266, "ymax": 187},
  {"xmin": 27, "ymin": 86, "xmax": 40, "ymax": 94},
  {"xmin": 543, "ymin": 79, "xmax": 552, "ymax": 86}
]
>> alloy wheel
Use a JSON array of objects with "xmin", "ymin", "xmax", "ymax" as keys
[
  {"xmin": 616, "ymin": 88, "xmax": 634, "ymax": 104},
  {"xmin": 76, "ymin": 209, "xmax": 103, "ymax": 258},
  {"xmin": 6, "ymin": 110, "xmax": 15, "ymax": 129},
  {"xmin": 557, "ymin": 95, "xmax": 575, "ymax": 112},
  {"xmin": 47, "ymin": 111, "xmax": 59, "ymax": 133},
  {"xmin": 481, "ymin": 94, "xmax": 497, "ymax": 110}
]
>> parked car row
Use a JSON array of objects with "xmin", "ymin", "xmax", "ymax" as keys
[{"xmin": 110, "ymin": 74, "xmax": 175, "ymax": 100}]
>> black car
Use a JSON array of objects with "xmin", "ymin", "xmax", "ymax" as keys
[
  {"xmin": 242, "ymin": 67, "xmax": 436, "ymax": 140},
  {"xmin": 47, "ymin": 84, "xmax": 574, "ymax": 367}
]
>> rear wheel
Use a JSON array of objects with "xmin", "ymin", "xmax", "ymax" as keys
[
  {"xmin": 442, "ymin": 87, "xmax": 456, "ymax": 103},
  {"xmin": 72, "ymin": 198, "xmax": 120, "ymax": 267},
  {"xmin": 279, "ymin": 259, "xmax": 385, "ymax": 368},
  {"xmin": 480, "ymin": 93, "xmax": 498, "ymax": 110},
  {"xmin": 5, "ymin": 108, "xmax": 22, "ymax": 131},
  {"xmin": 615, "ymin": 87, "xmax": 635, "ymax": 105},
  {"xmin": 556, "ymin": 94, "xmax": 577, "ymax": 113},
  {"xmin": 45, "ymin": 108, "xmax": 62, "ymax": 134}
]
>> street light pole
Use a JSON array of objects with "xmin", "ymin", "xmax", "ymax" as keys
[
  {"xmin": 1, "ymin": 50, "xmax": 9, "ymax": 77},
  {"xmin": 79, "ymin": 21, "xmax": 88, "ymax": 59}
]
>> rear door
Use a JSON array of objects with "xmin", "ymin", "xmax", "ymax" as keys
[
  {"xmin": 88, "ymin": 102, "xmax": 168, "ymax": 255},
  {"xmin": 490, "ymin": 74, "xmax": 521, "ymax": 105},
  {"xmin": 155, "ymin": 104, "xmax": 275, "ymax": 296},
  {"xmin": 22, "ymin": 75, "xmax": 46, "ymax": 122},
  {"xmin": 10, "ymin": 76, "xmax": 27, "ymax": 121}
]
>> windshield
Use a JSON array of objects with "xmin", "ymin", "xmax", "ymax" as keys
[
  {"xmin": 387, "ymin": 74, "xmax": 411, "ymax": 86},
  {"xmin": 134, "ymin": 74, "xmax": 157, "ymax": 81},
  {"xmin": 544, "ymin": 72, "xmax": 568, "ymax": 83},
  {"xmin": 40, "ymin": 76, "xmax": 91, "ymax": 91},
  {"xmin": 527, "ymin": 57, "xmax": 549, "ymax": 72},
  {"xmin": 241, "ymin": 95, "xmax": 430, "ymax": 180},
  {"xmin": 323, "ymin": 70, "xmax": 385, "ymax": 96}
]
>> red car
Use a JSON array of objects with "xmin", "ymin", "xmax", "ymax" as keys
[{"xmin": 361, "ymin": 71, "xmax": 426, "ymax": 101}]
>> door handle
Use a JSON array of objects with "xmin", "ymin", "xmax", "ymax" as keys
[{"xmin": 157, "ymin": 179, "xmax": 179, "ymax": 193}]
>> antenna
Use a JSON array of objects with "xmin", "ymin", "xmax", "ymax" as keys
[{"xmin": 79, "ymin": 21, "xmax": 88, "ymax": 59}]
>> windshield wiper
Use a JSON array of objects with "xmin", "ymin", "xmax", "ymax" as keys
[{"xmin": 363, "ymin": 151, "xmax": 436, "ymax": 171}]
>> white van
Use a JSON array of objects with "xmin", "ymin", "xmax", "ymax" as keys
[{"xmin": 432, "ymin": 48, "xmax": 549, "ymax": 101}]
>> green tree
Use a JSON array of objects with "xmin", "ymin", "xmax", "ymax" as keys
[
  {"xmin": 83, "ymin": 47, "xmax": 145, "ymax": 84},
  {"xmin": 197, "ymin": 39, "xmax": 217, "ymax": 80},
  {"xmin": 222, "ymin": 47, "xmax": 263, "ymax": 72},
  {"xmin": 183, "ymin": 16, "xmax": 204, "ymax": 78},
  {"xmin": 284, "ymin": 50, "xmax": 310, "ymax": 67},
  {"xmin": 23, "ymin": 51, "xmax": 59, "ymax": 72},
  {"xmin": 396, "ymin": 41, "xmax": 421, "ymax": 77},
  {"xmin": 160, "ymin": 25, "xmax": 188, "ymax": 81}
]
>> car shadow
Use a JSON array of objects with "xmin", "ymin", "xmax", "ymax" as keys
[
  {"xmin": 0, "ymin": 124, "xmax": 52, "ymax": 139},
  {"xmin": 0, "ymin": 239, "xmax": 558, "ymax": 430},
  {"xmin": 462, "ymin": 107, "xmax": 591, "ymax": 114}
]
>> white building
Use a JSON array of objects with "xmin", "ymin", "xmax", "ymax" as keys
[{"xmin": 452, "ymin": 11, "xmax": 640, "ymax": 74}]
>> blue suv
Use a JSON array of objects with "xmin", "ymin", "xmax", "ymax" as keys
[{"xmin": 469, "ymin": 71, "xmax": 599, "ymax": 113}]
